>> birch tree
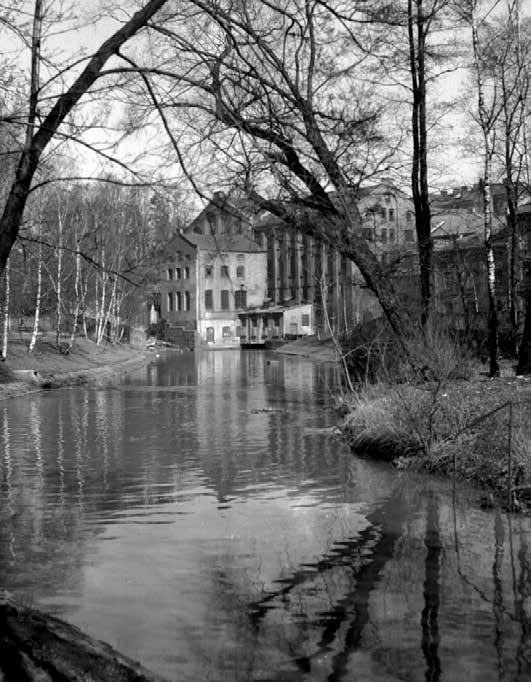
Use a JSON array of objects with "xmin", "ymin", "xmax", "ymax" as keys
[
  {"xmin": 1, "ymin": 257, "xmax": 9, "ymax": 359},
  {"xmin": 458, "ymin": 0, "xmax": 503, "ymax": 376},
  {"xmin": 28, "ymin": 223, "xmax": 43, "ymax": 353}
]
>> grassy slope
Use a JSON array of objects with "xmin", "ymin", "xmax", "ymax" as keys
[{"xmin": 0, "ymin": 332, "xmax": 147, "ymax": 397}]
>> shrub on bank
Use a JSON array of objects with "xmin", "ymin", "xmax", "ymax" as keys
[
  {"xmin": 339, "ymin": 319, "xmax": 474, "ymax": 385},
  {"xmin": 338, "ymin": 379, "xmax": 529, "ymax": 505}
]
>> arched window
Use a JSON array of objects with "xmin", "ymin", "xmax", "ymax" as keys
[{"xmin": 236, "ymin": 265, "xmax": 245, "ymax": 278}]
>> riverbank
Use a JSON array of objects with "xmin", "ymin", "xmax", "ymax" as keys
[
  {"xmin": 338, "ymin": 374, "xmax": 530, "ymax": 509},
  {"xmin": 276, "ymin": 336, "xmax": 530, "ymax": 508},
  {"xmin": 0, "ymin": 596, "xmax": 163, "ymax": 681},
  {"xmin": 0, "ymin": 333, "xmax": 148, "ymax": 400}
]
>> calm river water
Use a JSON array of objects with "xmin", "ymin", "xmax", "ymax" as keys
[{"xmin": 0, "ymin": 351, "xmax": 529, "ymax": 681}]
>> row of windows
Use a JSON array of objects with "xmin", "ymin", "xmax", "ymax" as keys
[
  {"xmin": 365, "ymin": 207, "xmax": 414, "ymax": 223},
  {"xmin": 362, "ymin": 227, "xmax": 415, "ymax": 243},
  {"xmin": 167, "ymin": 266, "xmax": 190, "ymax": 280},
  {"xmin": 172, "ymin": 252, "xmax": 192, "ymax": 261},
  {"xmin": 204, "ymin": 289, "xmax": 247, "ymax": 310},
  {"xmin": 167, "ymin": 291, "xmax": 191, "ymax": 312},
  {"xmin": 204, "ymin": 265, "xmax": 245, "ymax": 279}
]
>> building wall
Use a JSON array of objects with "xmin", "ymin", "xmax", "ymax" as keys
[
  {"xmin": 196, "ymin": 249, "xmax": 267, "ymax": 347},
  {"xmin": 253, "ymin": 222, "xmax": 382, "ymax": 333},
  {"xmin": 159, "ymin": 234, "xmax": 197, "ymax": 328},
  {"xmin": 357, "ymin": 185, "xmax": 416, "ymax": 257}
]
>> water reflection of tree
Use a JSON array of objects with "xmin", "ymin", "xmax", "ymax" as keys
[
  {"xmin": 242, "ymin": 490, "xmax": 409, "ymax": 681},
  {"xmin": 452, "ymin": 497, "xmax": 530, "ymax": 679},
  {"xmin": 421, "ymin": 493, "xmax": 442, "ymax": 682}
]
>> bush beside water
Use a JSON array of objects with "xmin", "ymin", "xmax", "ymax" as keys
[{"xmin": 336, "ymin": 320, "xmax": 530, "ymax": 507}]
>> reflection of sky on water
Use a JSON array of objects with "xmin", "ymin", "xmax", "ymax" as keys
[{"xmin": 0, "ymin": 350, "xmax": 529, "ymax": 681}]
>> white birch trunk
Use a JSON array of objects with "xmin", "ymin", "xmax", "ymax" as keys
[
  {"xmin": 55, "ymin": 203, "xmax": 63, "ymax": 349},
  {"xmin": 68, "ymin": 238, "xmax": 81, "ymax": 351},
  {"xmin": 471, "ymin": 5, "xmax": 500, "ymax": 377},
  {"xmin": 2, "ymin": 257, "xmax": 10, "ymax": 359},
  {"xmin": 100, "ymin": 275, "xmax": 118, "ymax": 345},
  {"xmin": 29, "ymin": 238, "xmax": 43, "ymax": 353}
]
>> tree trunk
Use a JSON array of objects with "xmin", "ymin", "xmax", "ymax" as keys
[
  {"xmin": 55, "ymin": 202, "xmax": 64, "ymax": 349},
  {"xmin": 471, "ymin": 6, "xmax": 500, "ymax": 377},
  {"xmin": 68, "ymin": 238, "xmax": 81, "ymax": 352},
  {"xmin": 29, "ymin": 237, "xmax": 42, "ymax": 354},
  {"xmin": 408, "ymin": 0, "xmax": 433, "ymax": 326},
  {"xmin": 1, "ymin": 256, "xmax": 10, "ymax": 359},
  {"xmin": 516, "ymin": 292, "xmax": 531, "ymax": 375}
]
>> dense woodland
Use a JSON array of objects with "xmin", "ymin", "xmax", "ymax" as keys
[{"xmin": 0, "ymin": 0, "xmax": 529, "ymax": 375}]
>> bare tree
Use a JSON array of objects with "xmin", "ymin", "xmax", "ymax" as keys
[
  {"xmin": 114, "ymin": 0, "xmax": 431, "ymax": 349},
  {"xmin": 494, "ymin": 2, "xmax": 529, "ymax": 346}
]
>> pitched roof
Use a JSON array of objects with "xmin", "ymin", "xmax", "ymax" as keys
[{"xmin": 183, "ymin": 232, "xmax": 265, "ymax": 253}]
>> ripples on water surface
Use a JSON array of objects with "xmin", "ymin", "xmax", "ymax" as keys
[{"xmin": 0, "ymin": 351, "xmax": 529, "ymax": 681}]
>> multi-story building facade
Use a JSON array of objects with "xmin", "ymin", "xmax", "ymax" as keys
[
  {"xmin": 250, "ymin": 181, "xmax": 416, "ymax": 332},
  {"xmin": 159, "ymin": 225, "xmax": 267, "ymax": 348},
  {"xmin": 156, "ymin": 184, "xmax": 422, "ymax": 344}
]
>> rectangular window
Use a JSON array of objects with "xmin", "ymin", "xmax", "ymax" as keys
[
  {"xmin": 388, "ymin": 208, "xmax": 395, "ymax": 222},
  {"xmin": 176, "ymin": 291, "xmax": 182, "ymax": 311},
  {"xmin": 167, "ymin": 292, "xmax": 174, "ymax": 311},
  {"xmin": 274, "ymin": 317, "xmax": 280, "ymax": 327},
  {"xmin": 381, "ymin": 228, "xmax": 388, "ymax": 244},
  {"xmin": 205, "ymin": 265, "xmax": 213, "ymax": 278},
  {"xmin": 251, "ymin": 317, "xmax": 258, "ymax": 327},
  {"xmin": 301, "ymin": 314, "xmax": 310, "ymax": 326},
  {"xmin": 234, "ymin": 290, "xmax": 247, "ymax": 308},
  {"xmin": 389, "ymin": 228, "xmax": 395, "ymax": 243},
  {"xmin": 205, "ymin": 289, "xmax": 213, "ymax": 310},
  {"xmin": 405, "ymin": 229, "xmax": 415, "ymax": 242},
  {"xmin": 167, "ymin": 268, "xmax": 174, "ymax": 280},
  {"xmin": 362, "ymin": 227, "xmax": 373, "ymax": 241},
  {"xmin": 222, "ymin": 326, "xmax": 232, "ymax": 338},
  {"xmin": 184, "ymin": 291, "xmax": 190, "ymax": 311},
  {"xmin": 184, "ymin": 266, "xmax": 190, "ymax": 279},
  {"xmin": 175, "ymin": 267, "xmax": 181, "ymax": 279},
  {"xmin": 406, "ymin": 210, "xmax": 413, "ymax": 223},
  {"xmin": 235, "ymin": 326, "xmax": 243, "ymax": 337},
  {"xmin": 221, "ymin": 290, "xmax": 230, "ymax": 310},
  {"xmin": 220, "ymin": 265, "xmax": 229, "ymax": 278}
]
